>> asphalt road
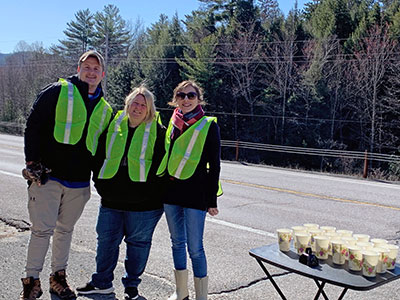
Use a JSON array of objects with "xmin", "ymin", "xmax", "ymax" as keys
[{"xmin": 1, "ymin": 133, "xmax": 399, "ymax": 300}]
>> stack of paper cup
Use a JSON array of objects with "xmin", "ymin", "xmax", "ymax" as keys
[
  {"xmin": 341, "ymin": 236, "xmax": 356, "ymax": 260},
  {"xmin": 371, "ymin": 238, "xmax": 388, "ymax": 248},
  {"xmin": 348, "ymin": 245, "xmax": 363, "ymax": 271},
  {"xmin": 314, "ymin": 236, "xmax": 329, "ymax": 260},
  {"xmin": 320, "ymin": 226, "xmax": 336, "ymax": 233},
  {"xmin": 381, "ymin": 244, "xmax": 399, "ymax": 271},
  {"xmin": 291, "ymin": 226, "xmax": 307, "ymax": 249},
  {"xmin": 336, "ymin": 229, "xmax": 353, "ymax": 237},
  {"xmin": 309, "ymin": 229, "xmax": 323, "ymax": 252},
  {"xmin": 277, "ymin": 228, "xmax": 293, "ymax": 252},
  {"xmin": 331, "ymin": 239, "xmax": 346, "ymax": 265},
  {"xmin": 362, "ymin": 251, "xmax": 379, "ymax": 277},
  {"xmin": 295, "ymin": 232, "xmax": 311, "ymax": 255},
  {"xmin": 353, "ymin": 234, "xmax": 370, "ymax": 242},
  {"xmin": 373, "ymin": 247, "xmax": 390, "ymax": 274}
]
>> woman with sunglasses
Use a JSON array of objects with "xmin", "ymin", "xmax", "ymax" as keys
[
  {"xmin": 77, "ymin": 86, "xmax": 165, "ymax": 300},
  {"xmin": 157, "ymin": 80, "xmax": 221, "ymax": 300}
]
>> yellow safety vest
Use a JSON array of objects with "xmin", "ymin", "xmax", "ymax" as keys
[
  {"xmin": 98, "ymin": 110, "xmax": 158, "ymax": 182},
  {"xmin": 54, "ymin": 78, "xmax": 112, "ymax": 155},
  {"xmin": 157, "ymin": 116, "xmax": 216, "ymax": 179}
]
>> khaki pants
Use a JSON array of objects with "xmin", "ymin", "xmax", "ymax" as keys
[{"xmin": 25, "ymin": 179, "xmax": 90, "ymax": 278}]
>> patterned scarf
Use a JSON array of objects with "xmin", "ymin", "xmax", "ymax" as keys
[{"xmin": 171, "ymin": 105, "xmax": 205, "ymax": 140}]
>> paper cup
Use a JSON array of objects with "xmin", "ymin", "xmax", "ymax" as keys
[
  {"xmin": 348, "ymin": 245, "xmax": 363, "ymax": 271},
  {"xmin": 336, "ymin": 229, "xmax": 353, "ymax": 237},
  {"xmin": 373, "ymin": 247, "xmax": 390, "ymax": 274},
  {"xmin": 295, "ymin": 233, "xmax": 311, "ymax": 255},
  {"xmin": 353, "ymin": 234, "xmax": 370, "ymax": 242},
  {"xmin": 325, "ymin": 232, "xmax": 340, "ymax": 255},
  {"xmin": 341, "ymin": 236, "xmax": 357, "ymax": 260},
  {"xmin": 291, "ymin": 225, "xmax": 307, "ymax": 232},
  {"xmin": 291, "ymin": 226, "xmax": 307, "ymax": 248},
  {"xmin": 362, "ymin": 251, "xmax": 379, "ymax": 277},
  {"xmin": 315, "ymin": 236, "xmax": 329, "ymax": 260},
  {"xmin": 320, "ymin": 226, "xmax": 336, "ymax": 233},
  {"xmin": 309, "ymin": 229, "xmax": 323, "ymax": 252},
  {"xmin": 331, "ymin": 239, "xmax": 346, "ymax": 265},
  {"xmin": 357, "ymin": 241, "xmax": 374, "ymax": 251},
  {"xmin": 303, "ymin": 223, "xmax": 319, "ymax": 230},
  {"xmin": 277, "ymin": 228, "xmax": 293, "ymax": 252},
  {"xmin": 371, "ymin": 238, "xmax": 388, "ymax": 248},
  {"xmin": 381, "ymin": 244, "xmax": 399, "ymax": 270},
  {"xmin": 341, "ymin": 236, "xmax": 357, "ymax": 246}
]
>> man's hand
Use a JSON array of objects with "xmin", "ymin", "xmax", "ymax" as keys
[
  {"xmin": 22, "ymin": 161, "xmax": 51, "ymax": 186},
  {"xmin": 208, "ymin": 207, "xmax": 219, "ymax": 216}
]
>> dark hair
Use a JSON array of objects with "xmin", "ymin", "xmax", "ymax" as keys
[{"xmin": 168, "ymin": 80, "xmax": 206, "ymax": 107}]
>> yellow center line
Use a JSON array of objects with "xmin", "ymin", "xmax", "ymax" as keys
[{"xmin": 222, "ymin": 179, "xmax": 400, "ymax": 211}]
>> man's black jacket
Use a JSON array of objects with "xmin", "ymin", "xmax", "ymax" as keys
[{"xmin": 24, "ymin": 75, "xmax": 105, "ymax": 182}]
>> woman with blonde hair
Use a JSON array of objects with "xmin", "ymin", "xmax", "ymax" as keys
[
  {"xmin": 77, "ymin": 86, "xmax": 166, "ymax": 300},
  {"xmin": 157, "ymin": 80, "xmax": 221, "ymax": 300}
]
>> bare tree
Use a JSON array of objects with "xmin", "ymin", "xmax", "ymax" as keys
[
  {"xmin": 219, "ymin": 22, "xmax": 264, "ymax": 116},
  {"xmin": 263, "ymin": 27, "xmax": 299, "ymax": 144},
  {"xmin": 351, "ymin": 24, "xmax": 397, "ymax": 153},
  {"xmin": 302, "ymin": 36, "xmax": 353, "ymax": 141}
]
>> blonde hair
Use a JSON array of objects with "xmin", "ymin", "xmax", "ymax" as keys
[
  {"xmin": 124, "ymin": 86, "xmax": 156, "ymax": 124},
  {"xmin": 168, "ymin": 80, "xmax": 206, "ymax": 107}
]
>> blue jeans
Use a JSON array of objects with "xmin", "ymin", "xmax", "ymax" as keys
[
  {"xmin": 164, "ymin": 204, "xmax": 207, "ymax": 278},
  {"xmin": 91, "ymin": 206, "xmax": 163, "ymax": 289}
]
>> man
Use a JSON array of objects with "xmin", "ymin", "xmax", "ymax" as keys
[{"xmin": 20, "ymin": 50, "xmax": 112, "ymax": 300}]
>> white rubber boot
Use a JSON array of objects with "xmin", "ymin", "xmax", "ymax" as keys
[
  {"xmin": 168, "ymin": 269, "xmax": 189, "ymax": 300},
  {"xmin": 194, "ymin": 276, "xmax": 208, "ymax": 300}
]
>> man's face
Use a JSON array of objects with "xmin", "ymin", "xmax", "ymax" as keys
[{"xmin": 77, "ymin": 57, "xmax": 104, "ymax": 92}]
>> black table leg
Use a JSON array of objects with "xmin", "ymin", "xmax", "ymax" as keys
[
  {"xmin": 314, "ymin": 280, "xmax": 329, "ymax": 300},
  {"xmin": 313, "ymin": 281, "xmax": 327, "ymax": 300},
  {"xmin": 255, "ymin": 258, "xmax": 287, "ymax": 300},
  {"xmin": 314, "ymin": 280, "xmax": 349, "ymax": 300},
  {"xmin": 337, "ymin": 288, "xmax": 348, "ymax": 300}
]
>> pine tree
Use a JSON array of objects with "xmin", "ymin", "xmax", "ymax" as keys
[
  {"xmin": 93, "ymin": 4, "xmax": 132, "ymax": 96},
  {"xmin": 54, "ymin": 9, "xmax": 95, "ymax": 60}
]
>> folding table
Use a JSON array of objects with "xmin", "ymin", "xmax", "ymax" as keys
[{"xmin": 249, "ymin": 243, "xmax": 400, "ymax": 300}]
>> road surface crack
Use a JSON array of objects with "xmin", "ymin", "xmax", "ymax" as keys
[
  {"xmin": 0, "ymin": 217, "xmax": 30, "ymax": 231},
  {"xmin": 209, "ymin": 271, "xmax": 292, "ymax": 296}
]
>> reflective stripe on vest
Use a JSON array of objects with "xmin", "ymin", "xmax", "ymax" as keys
[
  {"xmin": 86, "ymin": 98, "xmax": 112, "ymax": 156},
  {"xmin": 99, "ymin": 111, "xmax": 127, "ymax": 179},
  {"xmin": 174, "ymin": 117, "xmax": 209, "ymax": 178},
  {"xmin": 140, "ymin": 122, "xmax": 152, "ymax": 181},
  {"xmin": 54, "ymin": 79, "xmax": 86, "ymax": 145},
  {"xmin": 129, "ymin": 120, "xmax": 156, "ymax": 182},
  {"xmin": 65, "ymin": 82, "xmax": 74, "ymax": 143},
  {"xmin": 157, "ymin": 116, "xmax": 216, "ymax": 180},
  {"xmin": 99, "ymin": 111, "xmax": 157, "ymax": 182}
]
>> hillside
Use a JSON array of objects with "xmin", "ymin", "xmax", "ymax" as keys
[{"xmin": 0, "ymin": 53, "xmax": 10, "ymax": 65}]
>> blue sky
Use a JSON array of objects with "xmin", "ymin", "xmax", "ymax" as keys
[{"xmin": 0, "ymin": 0, "xmax": 307, "ymax": 54}]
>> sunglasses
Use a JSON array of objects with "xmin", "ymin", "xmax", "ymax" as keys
[{"xmin": 176, "ymin": 92, "xmax": 197, "ymax": 100}]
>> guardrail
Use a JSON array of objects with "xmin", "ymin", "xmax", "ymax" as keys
[
  {"xmin": 221, "ymin": 140, "xmax": 400, "ymax": 178},
  {"xmin": 1, "ymin": 122, "xmax": 399, "ymax": 178}
]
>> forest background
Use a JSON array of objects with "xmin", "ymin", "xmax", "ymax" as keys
[{"xmin": 1, "ymin": 0, "xmax": 400, "ymax": 180}]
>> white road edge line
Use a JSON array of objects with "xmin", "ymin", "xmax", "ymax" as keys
[
  {"xmin": 0, "ymin": 170, "xmax": 21, "ymax": 178},
  {"xmin": 207, "ymin": 217, "xmax": 276, "ymax": 238}
]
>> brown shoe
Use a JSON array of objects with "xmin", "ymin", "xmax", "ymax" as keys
[
  {"xmin": 49, "ymin": 270, "xmax": 76, "ymax": 299},
  {"xmin": 20, "ymin": 277, "xmax": 43, "ymax": 300}
]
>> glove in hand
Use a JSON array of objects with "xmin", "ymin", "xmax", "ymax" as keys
[{"xmin": 22, "ymin": 162, "xmax": 51, "ymax": 186}]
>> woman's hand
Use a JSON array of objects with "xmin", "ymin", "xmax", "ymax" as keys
[{"xmin": 208, "ymin": 207, "xmax": 219, "ymax": 216}]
